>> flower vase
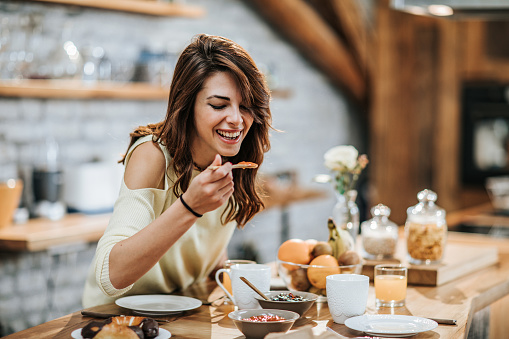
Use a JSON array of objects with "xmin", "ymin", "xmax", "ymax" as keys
[{"xmin": 332, "ymin": 190, "xmax": 360, "ymax": 245}]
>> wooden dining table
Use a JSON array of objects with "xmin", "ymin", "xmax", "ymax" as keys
[{"xmin": 3, "ymin": 231, "xmax": 509, "ymax": 339}]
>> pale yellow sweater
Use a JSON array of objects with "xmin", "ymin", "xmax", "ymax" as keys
[{"xmin": 82, "ymin": 135, "xmax": 236, "ymax": 308}]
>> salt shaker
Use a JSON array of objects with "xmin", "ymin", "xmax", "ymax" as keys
[
  {"xmin": 361, "ymin": 204, "xmax": 398, "ymax": 260},
  {"xmin": 405, "ymin": 189, "xmax": 447, "ymax": 265}
]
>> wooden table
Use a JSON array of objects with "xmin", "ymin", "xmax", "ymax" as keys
[{"xmin": 3, "ymin": 231, "xmax": 509, "ymax": 339}]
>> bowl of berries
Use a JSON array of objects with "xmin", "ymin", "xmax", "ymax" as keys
[{"xmin": 228, "ymin": 309, "xmax": 299, "ymax": 339}]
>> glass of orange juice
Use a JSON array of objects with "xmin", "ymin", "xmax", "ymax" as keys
[
  {"xmin": 374, "ymin": 264, "xmax": 407, "ymax": 307},
  {"xmin": 222, "ymin": 259, "xmax": 256, "ymax": 295}
]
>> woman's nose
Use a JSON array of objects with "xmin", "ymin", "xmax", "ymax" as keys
[{"xmin": 226, "ymin": 107, "xmax": 243, "ymax": 126}]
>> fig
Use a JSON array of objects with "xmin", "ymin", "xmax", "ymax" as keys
[
  {"xmin": 290, "ymin": 268, "xmax": 311, "ymax": 291},
  {"xmin": 311, "ymin": 241, "xmax": 333, "ymax": 258}
]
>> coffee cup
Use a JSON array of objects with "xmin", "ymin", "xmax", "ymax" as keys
[
  {"xmin": 220, "ymin": 259, "xmax": 256, "ymax": 295},
  {"xmin": 326, "ymin": 274, "xmax": 369, "ymax": 324},
  {"xmin": 215, "ymin": 263, "xmax": 271, "ymax": 309}
]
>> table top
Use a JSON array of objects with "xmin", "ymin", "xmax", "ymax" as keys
[{"xmin": 3, "ymin": 231, "xmax": 509, "ymax": 339}]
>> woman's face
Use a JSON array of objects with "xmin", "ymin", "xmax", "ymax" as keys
[{"xmin": 191, "ymin": 71, "xmax": 254, "ymax": 167}]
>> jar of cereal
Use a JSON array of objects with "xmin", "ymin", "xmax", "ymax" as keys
[
  {"xmin": 405, "ymin": 189, "xmax": 447, "ymax": 265},
  {"xmin": 361, "ymin": 204, "xmax": 398, "ymax": 260}
]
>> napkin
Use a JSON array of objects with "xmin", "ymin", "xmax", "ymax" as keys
[{"xmin": 265, "ymin": 325, "xmax": 345, "ymax": 338}]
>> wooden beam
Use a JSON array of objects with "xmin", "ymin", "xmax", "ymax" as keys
[
  {"xmin": 330, "ymin": 0, "xmax": 372, "ymax": 81},
  {"xmin": 248, "ymin": 0, "xmax": 365, "ymax": 102}
]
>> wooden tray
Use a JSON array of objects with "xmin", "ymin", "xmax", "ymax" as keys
[{"xmin": 360, "ymin": 241, "xmax": 499, "ymax": 286}]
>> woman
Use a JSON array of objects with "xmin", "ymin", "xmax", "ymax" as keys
[{"xmin": 82, "ymin": 34, "xmax": 272, "ymax": 307}]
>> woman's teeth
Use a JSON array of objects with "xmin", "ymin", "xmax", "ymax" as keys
[{"xmin": 217, "ymin": 130, "xmax": 240, "ymax": 140}]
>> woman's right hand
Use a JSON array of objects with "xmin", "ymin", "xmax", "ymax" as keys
[{"xmin": 182, "ymin": 154, "xmax": 234, "ymax": 215}]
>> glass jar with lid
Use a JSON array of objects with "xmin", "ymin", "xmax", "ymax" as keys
[
  {"xmin": 361, "ymin": 204, "xmax": 398, "ymax": 260},
  {"xmin": 405, "ymin": 189, "xmax": 447, "ymax": 265}
]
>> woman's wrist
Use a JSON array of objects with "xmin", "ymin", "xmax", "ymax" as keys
[{"xmin": 179, "ymin": 194, "xmax": 203, "ymax": 218}]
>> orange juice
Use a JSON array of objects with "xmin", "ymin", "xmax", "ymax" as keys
[
  {"xmin": 223, "ymin": 273, "xmax": 233, "ymax": 294},
  {"xmin": 375, "ymin": 275, "xmax": 407, "ymax": 301}
]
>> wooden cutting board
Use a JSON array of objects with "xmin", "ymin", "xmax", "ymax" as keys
[{"xmin": 360, "ymin": 241, "xmax": 499, "ymax": 286}]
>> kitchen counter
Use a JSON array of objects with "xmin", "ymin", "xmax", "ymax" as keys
[{"xmin": 0, "ymin": 213, "xmax": 111, "ymax": 252}]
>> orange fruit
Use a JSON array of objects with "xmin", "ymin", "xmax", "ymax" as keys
[
  {"xmin": 278, "ymin": 239, "xmax": 312, "ymax": 271},
  {"xmin": 306, "ymin": 254, "xmax": 340, "ymax": 289}
]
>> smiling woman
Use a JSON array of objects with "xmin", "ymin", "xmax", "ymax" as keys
[{"xmin": 82, "ymin": 34, "xmax": 273, "ymax": 308}]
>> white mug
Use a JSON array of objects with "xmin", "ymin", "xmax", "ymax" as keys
[
  {"xmin": 215, "ymin": 263, "xmax": 271, "ymax": 309},
  {"xmin": 326, "ymin": 274, "xmax": 369, "ymax": 324}
]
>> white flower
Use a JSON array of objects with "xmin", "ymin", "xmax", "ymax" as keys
[{"xmin": 324, "ymin": 145, "xmax": 359, "ymax": 171}]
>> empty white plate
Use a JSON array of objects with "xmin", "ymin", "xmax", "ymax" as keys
[
  {"xmin": 345, "ymin": 314, "xmax": 438, "ymax": 337},
  {"xmin": 115, "ymin": 295, "xmax": 202, "ymax": 315}
]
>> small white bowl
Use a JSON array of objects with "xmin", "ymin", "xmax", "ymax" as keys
[{"xmin": 228, "ymin": 309, "xmax": 299, "ymax": 339}]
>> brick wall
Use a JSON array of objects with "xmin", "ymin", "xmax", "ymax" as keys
[{"xmin": 0, "ymin": 0, "xmax": 367, "ymax": 334}]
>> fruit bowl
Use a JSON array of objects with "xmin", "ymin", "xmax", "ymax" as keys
[{"xmin": 277, "ymin": 259, "xmax": 363, "ymax": 298}]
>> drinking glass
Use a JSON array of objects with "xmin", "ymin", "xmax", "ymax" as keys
[{"xmin": 374, "ymin": 264, "xmax": 407, "ymax": 307}]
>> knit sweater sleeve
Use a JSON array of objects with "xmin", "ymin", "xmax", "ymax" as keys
[{"xmin": 94, "ymin": 136, "xmax": 169, "ymax": 298}]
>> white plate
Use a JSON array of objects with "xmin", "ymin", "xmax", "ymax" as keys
[
  {"xmin": 344, "ymin": 315, "xmax": 438, "ymax": 337},
  {"xmin": 115, "ymin": 294, "xmax": 202, "ymax": 314},
  {"xmin": 71, "ymin": 327, "xmax": 171, "ymax": 339}
]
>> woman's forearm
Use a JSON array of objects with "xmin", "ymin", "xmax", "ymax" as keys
[{"xmin": 108, "ymin": 199, "xmax": 199, "ymax": 289}]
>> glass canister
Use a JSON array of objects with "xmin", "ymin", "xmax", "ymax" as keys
[
  {"xmin": 405, "ymin": 189, "xmax": 447, "ymax": 265},
  {"xmin": 361, "ymin": 204, "xmax": 398, "ymax": 260}
]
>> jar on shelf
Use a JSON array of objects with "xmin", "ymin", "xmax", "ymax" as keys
[
  {"xmin": 405, "ymin": 189, "xmax": 447, "ymax": 265},
  {"xmin": 360, "ymin": 204, "xmax": 398, "ymax": 260}
]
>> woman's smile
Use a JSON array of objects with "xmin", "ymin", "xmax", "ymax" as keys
[{"xmin": 216, "ymin": 129, "xmax": 243, "ymax": 143}]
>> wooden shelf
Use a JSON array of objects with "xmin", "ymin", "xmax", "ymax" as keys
[
  {"xmin": 0, "ymin": 79, "xmax": 169, "ymax": 100},
  {"xmin": 29, "ymin": 0, "xmax": 205, "ymax": 17},
  {"xmin": 0, "ymin": 79, "xmax": 292, "ymax": 101},
  {"xmin": 0, "ymin": 213, "xmax": 110, "ymax": 252}
]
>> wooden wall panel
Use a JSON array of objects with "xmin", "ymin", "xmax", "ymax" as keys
[
  {"xmin": 371, "ymin": 2, "xmax": 440, "ymax": 223},
  {"xmin": 371, "ymin": 4, "xmax": 496, "ymax": 223}
]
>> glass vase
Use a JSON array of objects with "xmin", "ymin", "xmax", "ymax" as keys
[{"xmin": 332, "ymin": 190, "xmax": 360, "ymax": 245}]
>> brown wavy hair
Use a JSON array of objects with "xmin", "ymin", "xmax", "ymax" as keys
[{"xmin": 121, "ymin": 34, "xmax": 272, "ymax": 227}]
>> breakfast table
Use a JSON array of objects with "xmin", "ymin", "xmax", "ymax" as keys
[{"xmin": 3, "ymin": 231, "xmax": 509, "ymax": 339}]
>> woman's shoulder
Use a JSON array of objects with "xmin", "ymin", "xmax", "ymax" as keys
[{"xmin": 124, "ymin": 137, "xmax": 166, "ymax": 190}]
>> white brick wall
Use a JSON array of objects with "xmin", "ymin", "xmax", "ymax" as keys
[{"xmin": 0, "ymin": 0, "xmax": 368, "ymax": 334}]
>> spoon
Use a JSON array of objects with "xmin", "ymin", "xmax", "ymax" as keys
[
  {"xmin": 240, "ymin": 276, "xmax": 270, "ymax": 301},
  {"xmin": 208, "ymin": 162, "xmax": 258, "ymax": 170}
]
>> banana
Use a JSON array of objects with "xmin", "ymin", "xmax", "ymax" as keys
[{"xmin": 327, "ymin": 217, "xmax": 354, "ymax": 260}]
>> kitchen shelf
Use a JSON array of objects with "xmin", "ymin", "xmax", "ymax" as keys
[
  {"xmin": 0, "ymin": 79, "xmax": 292, "ymax": 100},
  {"xmin": 29, "ymin": 0, "xmax": 205, "ymax": 17},
  {"xmin": 0, "ymin": 79, "xmax": 169, "ymax": 100}
]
